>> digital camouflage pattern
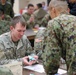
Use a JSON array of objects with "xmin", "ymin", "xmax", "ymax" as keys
[
  {"xmin": 0, "ymin": 2, "xmax": 14, "ymax": 18},
  {"xmin": 3, "ymin": 14, "xmax": 12, "ymax": 21},
  {"xmin": 0, "ymin": 66, "xmax": 13, "ymax": 75},
  {"xmin": 34, "ymin": 27, "xmax": 46, "ymax": 59},
  {"xmin": 0, "ymin": 20, "xmax": 11, "ymax": 35},
  {"xmin": 41, "ymin": 14, "xmax": 76, "ymax": 75},
  {"xmin": 0, "ymin": 32, "xmax": 33, "ymax": 65},
  {"xmin": 41, "ymin": 13, "xmax": 51, "ymax": 27},
  {"xmin": 22, "ymin": 13, "xmax": 35, "ymax": 29}
]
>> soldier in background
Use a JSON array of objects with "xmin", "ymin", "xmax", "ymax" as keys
[
  {"xmin": 42, "ymin": 1, "xmax": 47, "ymax": 11},
  {"xmin": 22, "ymin": 4, "xmax": 35, "ymax": 29},
  {"xmin": 0, "ymin": 0, "xmax": 14, "ymax": 18},
  {"xmin": 34, "ymin": 3, "xmax": 47, "ymax": 27},
  {"xmin": 0, "ymin": 7, "xmax": 12, "ymax": 21},
  {"xmin": 41, "ymin": 13, "xmax": 51, "ymax": 27},
  {"xmin": 41, "ymin": 0, "xmax": 76, "ymax": 75},
  {"xmin": 0, "ymin": 7, "xmax": 11, "ymax": 35}
]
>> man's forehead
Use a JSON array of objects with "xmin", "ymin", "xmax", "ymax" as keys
[{"xmin": 15, "ymin": 22, "xmax": 26, "ymax": 27}]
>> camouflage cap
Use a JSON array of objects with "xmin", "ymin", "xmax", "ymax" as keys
[{"xmin": 0, "ymin": 66, "xmax": 13, "ymax": 75}]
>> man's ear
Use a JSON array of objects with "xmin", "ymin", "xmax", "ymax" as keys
[
  {"xmin": 10, "ymin": 26, "xmax": 14, "ymax": 30},
  {"xmin": 67, "ymin": 8, "xmax": 70, "ymax": 13},
  {"xmin": 52, "ymin": 7, "xmax": 56, "ymax": 13}
]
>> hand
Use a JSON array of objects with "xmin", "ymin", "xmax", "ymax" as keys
[
  {"xmin": 29, "ymin": 16, "xmax": 34, "ymax": 22},
  {"xmin": 22, "ymin": 55, "xmax": 38, "ymax": 66},
  {"xmin": 28, "ymin": 55, "xmax": 38, "ymax": 64},
  {"xmin": 35, "ymin": 38, "xmax": 42, "ymax": 43},
  {"xmin": 34, "ymin": 25, "xmax": 39, "ymax": 29}
]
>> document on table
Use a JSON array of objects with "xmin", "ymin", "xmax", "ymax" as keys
[
  {"xmin": 23, "ymin": 64, "xmax": 45, "ymax": 73},
  {"xmin": 58, "ymin": 68, "xmax": 67, "ymax": 74}
]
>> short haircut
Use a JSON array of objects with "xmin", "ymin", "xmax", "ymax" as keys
[
  {"xmin": 27, "ymin": 4, "xmax": 34, "ymax": 9},
  {"xmin": 49, "ymin": 0, "xmax": 68, "ymax": 13},
  {"xmin": 11, "ymin": 15, "xmax": 26, "ymax": 27},
  {"xmin": 37, "ymin": 3, "xmax": 42, "ymax": 8}
]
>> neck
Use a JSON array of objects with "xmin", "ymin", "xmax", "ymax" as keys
[
  {"xmin": 28, "ymin": 12, "xmax": 31, "ymax": 15},
  {"xmin": 11, "ymin": 32, "xmax": 19, "ymax": 42}
]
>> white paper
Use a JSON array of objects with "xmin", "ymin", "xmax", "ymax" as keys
[
  {"xmin": 58, "ymin": 68, "xmax": 67, "ymax": 74},
  {"xmin": 23, "ymin": 64, "xmax": 45, "ymax": 73}
]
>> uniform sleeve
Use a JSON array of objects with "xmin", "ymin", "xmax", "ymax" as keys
[
  {"xmin": 22, "ymin": 14, "xmax": 35, "ymax": 29},
  {"xmin": 0, "ymin": 40, "xmax": 7, "ymax": 65},
  {"xmin": 41, "ymin": 20, "xmax": 61, "ymax": 74},
  {"xmin": 34, "ymin": 28, "xmax": 46, "ymax": 59}
]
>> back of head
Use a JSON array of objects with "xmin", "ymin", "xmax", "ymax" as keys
[
  {"xmin": 11, "ymin": 15, "xmax": 26, "ymax": 27},
  {"xmin": 37, "ymin": 3, "xmax": 42, "ymax": 8},
  {"xmin": 49, "ymin": 0, "xmax": 68, "ymax": 14}
]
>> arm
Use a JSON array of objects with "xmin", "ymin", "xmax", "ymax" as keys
[
  {"xmin": 22, "ymin": 14, "xmax": 35, "ymax": 29},
  {"xmin": 41, "ymin": 20, "xmax": 61, "ymax": 74},
  {"xmin": 34, "ymin": 28, "xmax": 46, "ymax": 59},
  {"xmin": 22, "ymin": 36, "xmax": 38, "ymax": 65},
  {"xmin": 0, "ymin": 41, "xmax": 7, "ymax": 65}
]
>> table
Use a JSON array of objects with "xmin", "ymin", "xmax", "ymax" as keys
[
  {"xmin": 23, "ymin": 68, "xmax": 46, "ymax": 75},
  {"xmin": 25, "ymin": 29, "xmax": 38, "ymax": 47},
  {"xmin": 25, "ymin": 29, "xmax": 37, "ymax": 40},
  {"xmin": 23, "ymin": 59, "xmax": 46, "ymax": 75}
]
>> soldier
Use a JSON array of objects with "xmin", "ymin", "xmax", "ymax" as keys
[
  {"xmin": 41, "ymin": 13, "xmax": 51, "ymax": 27},
  {"xmin": 0, "ymin": 15, "xmax": 38, "ymax": 65},
  {"xmin": 0, "ymin": 7, "xmax": 12, "ymax": 21},
  {"xmin": 0, "ymin": 66, "xmax": 13, "ymax": 75},
  {"xmin": 42, "ymin": 1, "xmax": 47, "ymax": 11},
  {"xmin": 0, "ymin": 0, "xmax": 14, "ymax": 18},
  {"xmin": 33, "ymin": 3, "xmax": 47, "ymax": 27},
  {"xmin": 22, "ymin": 4, "xmax": 35, "ymax": 29},
  {"xmin": 0, "ymin": 7, "xmax": 11, "ymax": 35},
  {"xmin": 41, "ymin": 0, "xmax": 76, "ymax": 75}
]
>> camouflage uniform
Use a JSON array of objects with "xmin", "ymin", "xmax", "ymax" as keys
[
  {"xmin": 41, "ymin": 14, "xmax": 76, "ymax": 75},
  {"xmin": 0, "ymin": 32, "xmax": 33, "ymax": 65},
  {"xmin": 0, "ymin": 2, "xmax": 14, "ymax": 18},
  {"xmin": 33, "ymin": 8, "xmax": 47, "ymax": 27},
  {"xmin": 41, "ymin": 13, "xmax": 51, "ymax": 27},
  {"xmin": 7, "ymin": 0, "xmax": 14, "ymax": 7},
  {"xmin": 0, "ymin": 66, "xmax": 13, "ymax": 75},
  {"xmin": 0, "ymin": 20, "xmax": 11, "ymax": 35},
  {"xmin": 22, "ymin": 13, "xmax": 35, "ymax": 29},
  {"xmin": 3, "ymin": 14, "xmax": 12, "ymax": 21},
  {"xmin": 34, "ymin": 27, "xmax": 46, "ymax": 59}
]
